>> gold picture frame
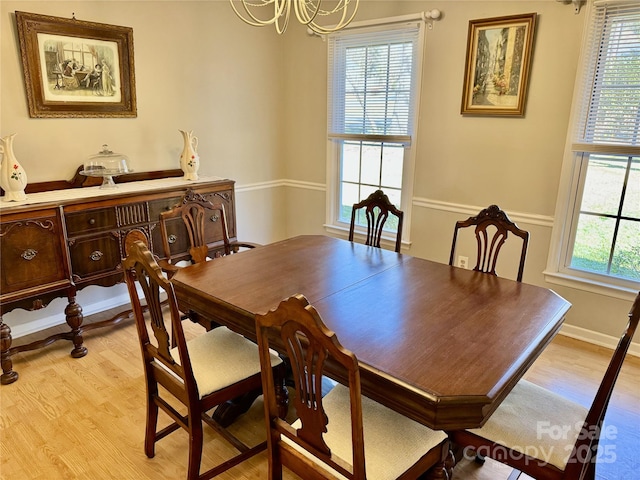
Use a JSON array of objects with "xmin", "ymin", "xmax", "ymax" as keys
[
  {"xmin": 461, "ymin": 13, "xmax": 537, "ymax": 117},
  {"xmin": 16, "ymin": 11, "xmax": 137, "ymax": 118}
]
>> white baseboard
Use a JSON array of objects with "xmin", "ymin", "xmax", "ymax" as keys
[
  {"xmin": 9, "ymin": 289, "xmax": 132, "ymax": 339},
  {"xmin": 560, "ymin": 323, "xmax": 640, "ymax": 358}
]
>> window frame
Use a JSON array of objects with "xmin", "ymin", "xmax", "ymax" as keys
[
  {"xmin": 324, "ymin": 14, "xmax": 427, "ymax": 249},
  {"xmin": 545, "ymin": 0, "xmax": 640, "ymax": 299}
]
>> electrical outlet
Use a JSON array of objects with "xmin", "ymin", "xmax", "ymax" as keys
[{"xmin": 457, "ymin": 256, "xmax": 469, "ymax": 269}]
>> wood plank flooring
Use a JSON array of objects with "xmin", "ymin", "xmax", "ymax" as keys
[{"xmin": 1, "ymin": 308, "xmax": 638, "ymax": 479}]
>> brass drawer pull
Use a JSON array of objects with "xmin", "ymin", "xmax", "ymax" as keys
[
  {"xmin": 89, "ymin": 250, "xmax": 104, "ymax": 261},
  {"xmin": 210, "ymin": 215, "xmax": 219, "ymax": 222},
  {"xmin": 168, "ymin": 234, "xmax": 177, "ymax": 245},
  {"xmin": 88, "ymin": 218, "xmax": 96, "ymax": 225},
  {"xmin": 21, "ymin": 248, "xmax": 38, "ymax": 261}
]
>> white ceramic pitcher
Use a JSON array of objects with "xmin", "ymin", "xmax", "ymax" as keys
[
  {"xmin": 0, "ymin": 133, "xmax": 28, "ymax": 202},
  {"xmin": 179, "ymin": 130, "xmax": 200, "ymax": 181}
]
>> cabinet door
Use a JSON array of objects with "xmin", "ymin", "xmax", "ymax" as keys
[
  {"xmin": 150, "ymin": 188, "xmax": 235, "ymax": 260},
  {"xmin": 151, "ymin": 218, "xmax": 190, "ymax": 260},
  {"xmin": 1, "ymin": 215, "xmax": 67, "ymax": 293},
  {"xmin": 200, "ymin": 203, "xmax": 228, "ymax": 248},
  {"xmin": 150, "ymin": 211, "xmax": 227, "ymax": 260},
  {"xmin": 203, "ymin": 189, "xmax": 236, "ymax": 240}
]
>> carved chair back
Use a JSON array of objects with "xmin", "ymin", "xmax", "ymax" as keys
[
  {"xmin": 255, "ymin": 294, "xmax": 451, "ymax": 480},
  {"xmin": 449, "ymin": 204, "xmax": 529, "ymax": 282},
  {"xmin": 123, "ymin": 240, "xmax": 271, "ymax": 479},
  {"xmin": 159, "ymin": 189, "xmax": 232, "ymax": 267},
  {"xmin": 256, "ymin": 294, "xmax": 368, "ymax": 479},
  {"xmin": 123, "ymin": 240, "xmax": 199, "ymax": 403},
  {"xmin": 348, "ymin": 189, "xmax": 404, "ymax": 253}
]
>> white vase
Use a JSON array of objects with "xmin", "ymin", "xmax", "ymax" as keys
[
  {"xmin": 0, "ymin": 133, "xmax": 27, "ymax": 202},
  {"xmin": 179, "ymin": 130, "xmax": 200, "ymax": 181}
]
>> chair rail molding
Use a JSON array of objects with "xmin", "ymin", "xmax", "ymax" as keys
[
  {"xmin": 412, "ymin": 197, "xmax": 555, "ymax": 228},
  {"xmin": 235, "ymin": 179, "xmax": 326, "ymax": 193},
  {"xmin": 236, "ymin": 179, "xmax": 555, "ymax": 228}
]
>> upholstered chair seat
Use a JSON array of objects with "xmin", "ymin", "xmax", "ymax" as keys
[
  {"xmin": 451, "ymin": 292, "xmax": 639, "ymax": 480},
  {"xmin": 169, "ymin": 326, "xmax": 282, "ymax": 399},
  {"xmin": 467, "ymin": 379, "xmax": 588, "ymax": 471},
  {"xmin": 288, "ymin": 383, "xmax": 449, "ymax": 480}
]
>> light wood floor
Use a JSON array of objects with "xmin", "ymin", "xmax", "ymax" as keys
[{"xmin": 1, "ymin": 309, "xmax": 638, "ymax": 480}]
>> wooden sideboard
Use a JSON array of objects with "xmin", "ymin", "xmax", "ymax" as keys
[{"xmin": 0, "ymin": 170, "xmax": 237, "ymax": 384}]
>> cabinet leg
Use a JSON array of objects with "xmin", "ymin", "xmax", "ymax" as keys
[
  {"xmin": 65, "ymin": 299, "xmax": 87, "ymax": 358},
  {"xmin": 1, "ymin": 321, "xmax": 18, "ymax": 385}
]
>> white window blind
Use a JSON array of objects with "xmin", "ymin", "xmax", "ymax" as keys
[
  {"xmin": 327, "ymin": 23, "xmax": 421, "ymax": 145},
  {"xmin": 573, "ymin": 1, "xmax": 640, "ymax": 154}
]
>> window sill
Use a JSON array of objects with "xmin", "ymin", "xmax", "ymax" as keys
[
  {"xmin": 323, "ymin": 224, "xmax": 411, "ymax": 252},
  {"xmin": 543, "ymin": 270, "xmax": 639, "ymax": 301}
]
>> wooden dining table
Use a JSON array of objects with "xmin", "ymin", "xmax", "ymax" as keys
[{"xmin": 171, "ymin": 235, "xmax": 571, "ymax": 431}]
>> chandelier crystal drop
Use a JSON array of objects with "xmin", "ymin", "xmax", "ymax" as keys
[{"xmin": 229, "ymin": 0, "xmax": 359, "ymax": 35}]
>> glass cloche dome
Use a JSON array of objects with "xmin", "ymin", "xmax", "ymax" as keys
[{"xmin": 81, "ymin": 144, "xmax": 132, "ymax": 188}]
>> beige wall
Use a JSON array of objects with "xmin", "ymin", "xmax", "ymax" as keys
[
  {"xmin": 1, "ymin": 0, "xmax": 287, "ymax": 246},
  {"xmin": 279, "ymin": 1, "xmax": 636, "ymax": 347},
  {"xmin": 1, "ymin": 1, "xmax": 637, "ymax": 350}
]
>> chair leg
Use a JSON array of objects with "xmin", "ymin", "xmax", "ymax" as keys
[
  {"xmin": 145, "ymin": 397, "xmax": 159, "ymax": 458},
  {"xmin": 187, "ymin": 420, "xmax": 204, "ymax": 480},
  {"xmin": 422, "ymin": 441, "xmax": 454, "ymax": 480},
  {"xmin": 268, "ymin": 443, "xmax": 283, "ymax": 480},
  {"xmin": 582, "ymin": 460, "xmax": 596, "ymax": 480},
  {"xmin": 212, "ymin": 389, "xmax": 262, "ymax": 427}
]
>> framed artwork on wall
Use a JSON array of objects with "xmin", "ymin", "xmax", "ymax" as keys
[
  {"xmin": 15, "ymin": 11, "xmax": 137, "ymax": 118},
  {"xmin": 460, "ymin": 13, "xmax": 537, "ymax": 117}
]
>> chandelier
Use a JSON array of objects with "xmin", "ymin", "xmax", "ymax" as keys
[{"xmin": 229, "ymin": 0, "xmax": 360, "ymax": 35}]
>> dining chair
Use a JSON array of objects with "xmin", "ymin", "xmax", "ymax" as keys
[
  {"xmin": 255, "ymin": 294, "xmax": 452, "ymax": 480},
  {"xmin": 158, "ymin": 189, "xmax": 258, "ymax": 278},
  {"xmin": 158, "ymin": 189, "xmax": 260, "ymax": 337},
  {"xmin": 349, "ymin": 189, "xmax": 404, "ymax": 253},
  {"xmin": 448, "ymin": 204, "xmax": 529, "ymax": 282},
  {"xmin": 450, "ymin": 291, "xmax": 640, "ymax": 480},
  {"xmin": 123, "ymin": 240, "xmax": 286, "ymax": 480}
]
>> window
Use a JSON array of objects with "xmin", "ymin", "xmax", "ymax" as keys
[
  {"xmin": 62, "ymin": 42, "xmax": 95, "ymax": 69},
  {"xmin": 326, "ymin": 18, "xmax": 425, "ymax": 244},
  {"xmin": 548, "ymin": 1, "xmax": 640, "ymax": 293}
]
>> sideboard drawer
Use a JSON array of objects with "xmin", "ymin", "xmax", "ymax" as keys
[
  {"xmin": 68, "ymin": 234, "xmax": 121, "ymax": 280},
  {"xmin": 65, "ymin": 208, "xmax": 117, "ymax": 235},
  {"xmin": 0, "ymin": 214, "xmax": 67, "ymax": 293},
  {"xmin": 148, "ymin": 196, "xmax": 182, "ymax": 221}
]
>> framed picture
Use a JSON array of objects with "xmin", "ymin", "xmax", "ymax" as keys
[
  {"xmin": 15, "ymin": 11, "xmax": 137, "ymax": 118},
  {"xmin": 460, "ymin": 13, "xmax": 537, "ymax": 116}
]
